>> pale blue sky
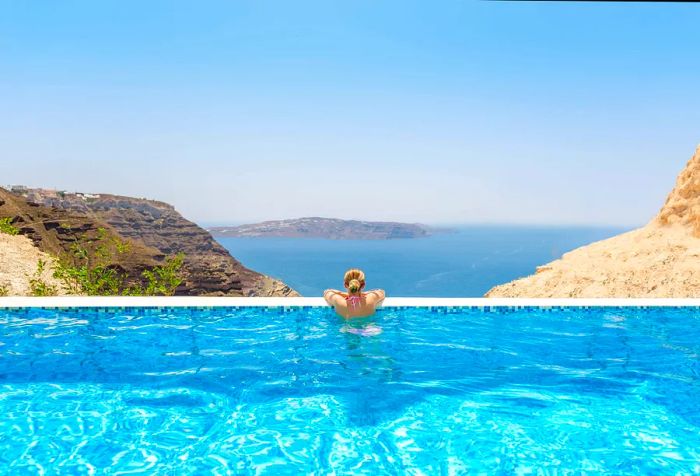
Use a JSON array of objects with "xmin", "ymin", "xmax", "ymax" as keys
[{"xmin": 2, "ymin": 1, "xmax": 699, "ymax": 226}]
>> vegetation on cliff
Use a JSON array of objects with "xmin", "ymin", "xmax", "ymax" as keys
[
  {"xmin": 0, "ymin": 217, "xmax": 19, "ymax": 236},
  {"xmin": 51, "ymin": 228, "xmax": 184, "ymax": 296}
]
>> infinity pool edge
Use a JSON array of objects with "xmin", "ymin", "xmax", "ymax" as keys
[{"xmin": 1, "ymin": 296, "xmax": 699, "ymax": 308}]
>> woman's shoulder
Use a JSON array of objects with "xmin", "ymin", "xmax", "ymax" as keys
[
  {"xmin": 365, "ymin": 289, "xmax": 385, "ymax": 296},
  {"xmin": 364, "ymin": 289, "xmax": 386, "ymax": 303}
]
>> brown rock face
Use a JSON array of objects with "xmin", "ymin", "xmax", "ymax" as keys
[
  {"xmin": 13, "ymin": 189, "xmax": 298, "ymax": 297},
  {"xmin": 0, "ymin": 188, "xmax": 162, "ymax": 286},
  {"xmin": 486, "ymin": 144, "xmax": 700, "ymax": 298},
  {"xmin": 657, "ymin": 145, "xmax": 700, "ymax": 237}
]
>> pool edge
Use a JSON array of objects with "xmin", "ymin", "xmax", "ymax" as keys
[{"xmin": 0, "ymin": 296, "xmax": 699, "ymax": 308}]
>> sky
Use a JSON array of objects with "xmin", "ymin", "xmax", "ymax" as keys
[{"xmin": 1, "ymin": 1, "xmax": 699, "ymax": 227}]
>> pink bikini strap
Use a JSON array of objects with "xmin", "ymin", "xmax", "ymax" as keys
[{"xmin": 346, "ymin": 294, "xmax": 362, "ymax": 309}]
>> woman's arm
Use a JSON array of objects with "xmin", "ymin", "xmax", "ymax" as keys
[
  {"xmin": 323, "ymin": 289, "xmax": 345, "ymax": 305},
  {"xmin": 366, "ymin": 289, "xmax": 386, "ymax": 306}
]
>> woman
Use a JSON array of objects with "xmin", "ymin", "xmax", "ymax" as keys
[{"xmin": 323, "ymin": 268, "xmax": 386, "ymax": 318}]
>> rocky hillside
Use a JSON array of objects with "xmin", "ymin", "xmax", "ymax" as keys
[
  {"xmin": 210, "ymin": 217, "xmax": 446, "ymax": 240},
  {"xmin": 486, "ymin": 145, "xmax": 700, "ymax": 298},
  {"xmin": 0, "ymin": 187, "xmax": 162, "ymax": 287},
  {"xmin": 3, "ymin": 188, "xmax": 297, "ymax": 296}
]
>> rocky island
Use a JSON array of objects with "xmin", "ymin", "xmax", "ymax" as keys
[
  {"xmin": 209, "ymin": 217, "xmax": 447, "ymax": 240},
  {"xmin": 486, "ymin": 144, "xmax": 700, "ymax": 298}
]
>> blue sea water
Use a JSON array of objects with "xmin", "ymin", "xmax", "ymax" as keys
[
  {"xmin": 217, "ymin": 226, "xmax": 627, "ymax": 297},
  {"xmin": 1, "ymin": 306, "xmax": 699, "ymax": 474}
]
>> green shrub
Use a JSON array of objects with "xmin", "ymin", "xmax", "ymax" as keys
[
  {"xmin": 0, "ymin": 283, "xmax": 8, "ymax": 296},
  {"xmin": 29, "ymin": 259, "xmax": 58, "ymax": 296},
  {"xmin": 0, "ymin": 217, "xmax": 19, "ymax": 236},
  {"xmin": 53, "ymin": 228, "xmax": 184, "ymax": 296},
  {"xmin": 140, "ymin": 253, "xmax": 185, "ymax": 296},
  {"xmin": 53, "ymin": 228, "xmax": 121, "ymax": 295}
]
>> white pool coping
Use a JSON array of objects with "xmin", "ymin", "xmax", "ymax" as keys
[{"xmin": 0, "ymin": 296, "xmax": 698, "ymax": 308}]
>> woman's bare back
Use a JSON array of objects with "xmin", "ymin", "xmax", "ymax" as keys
[{"xmin": 323, "ymin": 289, "xmax": 385, "ymax": 318}]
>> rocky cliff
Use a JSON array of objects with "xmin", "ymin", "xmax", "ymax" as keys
[
  {"xmin": 486, "ymin": 145, "xmax": 700, "ymax": 298},
  {"xmin": 5, "ymin": 188, "xmax": 298, "ymax": 296},
  {"xmin": 210, "ymin": 217, "xmax": 444, "ymax": 240},
  {"xmin": 656, "ymin": 146, "xmax": 700, "ymax": 237},
  {"xmin": 0, "ymin": 187, "xmax": 162, "ymax": 287}
]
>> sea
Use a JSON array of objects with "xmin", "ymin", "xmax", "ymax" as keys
[{"xmin": 217, "ymin": 226, "xmax": 629, "ymax": 297}]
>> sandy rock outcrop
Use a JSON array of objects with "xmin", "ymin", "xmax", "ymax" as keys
[
  {"xmin": 0, "ymin": 234, "xmax": 67, "ymax": 296},
  {"xmin": 486, "ymin": 145, "xmax": 700, "ymax": 298},
  {"xmin": 657, "ymin": 145, "xmax": 700, "ymax": 237}
]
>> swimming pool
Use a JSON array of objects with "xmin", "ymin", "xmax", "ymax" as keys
[{"xmin": 1, "ymin": 301, "xmax": 699, "ymax": 474}]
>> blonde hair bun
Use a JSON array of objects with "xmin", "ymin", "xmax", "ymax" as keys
[
  {"xmin": 343, "ymin": 268, "xmax": 365, "ymax": 294},
  {"xmin": 348, "ymin": 279, "xmax": 361, "ymax": 293}
]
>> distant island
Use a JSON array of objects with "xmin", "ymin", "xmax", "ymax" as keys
[{"xmin": 208, "ymin": 217, "xmax": 452, "ymax": 240}]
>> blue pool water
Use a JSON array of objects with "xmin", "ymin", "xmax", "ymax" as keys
[
  {"xmin": 1, "ymin": 306, "xmax": 699, "ymax": 474},
  {"xmin": 217, "ymin": 226, "xmax": 626, "ymax": 297}
]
